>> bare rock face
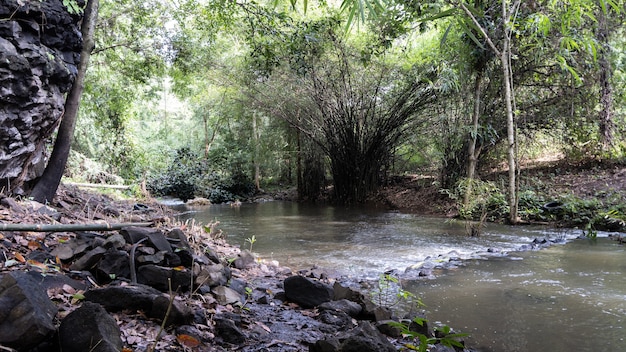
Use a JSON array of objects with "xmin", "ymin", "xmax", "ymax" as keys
[{"xmin": 0, "ymin": 0, "xmax": 83, "ymax": 193}]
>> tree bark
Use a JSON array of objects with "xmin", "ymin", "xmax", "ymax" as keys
[
  {"xmin": 30, "ymin": 0, "xmax": 99, "ymax": 203},
  {"xmin": 464, "ymin": 71, "xmax": 483, "ymax": 207},
  {"xmin": 501, "ymin": 0, "xmax": 518, "ymax": 224},
  {"xmin": 597, "ymin": 9, "xmax": 614, "ymax": 151}
]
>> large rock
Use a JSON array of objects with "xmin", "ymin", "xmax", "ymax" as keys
[
  {"xmin": 284, "ymin": 275, "xmax": 333, "ymax": 308},
  {"xmin": 120, "ymin": 226, "xmax": 173, "ymax": 253},
  {"xmin": 0, "ymin": 0, "xmax": 83, "ymax": 192},
  {"xmin": 136, "ymin": 264, "xmax": 192, "ymax": 292},
  {"xmin": 311, "ymin": 321, "xmax": 396, "ymax": 352},
  {"xmin": 58, "ymin": 301, "xmax": 123, "ymax": 352},
  {"xmin": 84, "ymin": 284, "xmax": 194, "ymax": 325},
  {"xmin": 0, "ymin": 272, "xmax": 58, "ymax": 350}
]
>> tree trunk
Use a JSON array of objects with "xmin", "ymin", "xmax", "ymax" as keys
[
  {"xmin": 464, "ymin": 71, "xmax": 483, "ymax": 207},
  {"xmin": 597, "ymin": 9, "xmax": 614, "ymax": 151},
  {"xmin": 252, "ymin": 112, "xmax": 261, "ymax": 191},
  {"xmin": 30, "ymin": 0, "xmax": 99, "ymax": 203},
  {"xmin": 501, "ymin": 1, "xmax": 518, "ymax": 224}
]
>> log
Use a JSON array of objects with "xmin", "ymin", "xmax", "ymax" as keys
[
  {"xmin": 64, "ymin": 182, "xmax": 130, "ymax": 190},
  {"xmin": 0, "ymin": 222, "xmax": 153, "ymax": 232}
]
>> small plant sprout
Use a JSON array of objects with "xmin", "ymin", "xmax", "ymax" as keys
[{"xmin": 245, "ymin": 235, "xmax": 257, "ymax": 252}]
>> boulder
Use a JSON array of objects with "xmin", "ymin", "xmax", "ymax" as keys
[
  {"xmin": 0, "ymin": 0, "xmax": 83, "ymax": 191},
  {"xmin": 0, "ymin": 272, "xmax": 57, "ymax": 350},
  {"xmin": 84, "ymin": 284, "xmax": 193, "ymax": 325},
  {"xmin": 120, "ymin": 226, "xmax": 173, "ymax": 253},
  {"xmin": 136, "ymin": 264, "xmax": 192, "ymax": 292},
  {"xmin": 58, "ymin": 301, "xmax": 123, "ymax": 352},
  {"xmin": 318, "ymin": 299, "xmax": 363, "ymax": 317},
  {"xmin": 312, "ymin": 321, "xmax": 396, "ymax": 352},
  {"xmin": 284, "ymin": 275, "xmax": 333, "ymax": 308},
  {"xmin": 94, "ymin": 248, "xmax": 130, "ymax": 283}
]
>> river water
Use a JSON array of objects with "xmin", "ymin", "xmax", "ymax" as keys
[{"xmin": 170, "ymin": 200, "xmax": 626, "ymax": 351}]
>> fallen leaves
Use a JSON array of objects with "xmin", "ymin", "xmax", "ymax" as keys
[{"xmin": 176, "ymin": 334, "xmax": 200, "ymax": 348}]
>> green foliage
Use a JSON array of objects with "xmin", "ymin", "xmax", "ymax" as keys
[
  {"xmin": 444, "ymin": 178, "xmax": 508, "ymax": 222},
  {"xmin": 147, "ymin": 147, "xmax": 207, "ymax": 202},
  {"xmin": 374, "ymin": 273, "xmax": 468, "ymax": 352},
  {"xmin": 388, "ymin": 317, "xmax": 469, "ymax": 352},
  {"xmin": 245, "ymin": 235, "xmax": 257, "ymax": 252},
  {"xmin": 63, "ymin": 0, "xmax": 83, "ymax": 15}
]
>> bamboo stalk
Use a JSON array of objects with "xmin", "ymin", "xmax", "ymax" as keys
[{"xmin": 0, "ymin": 222, "xmax": 153, "ymax": 232}]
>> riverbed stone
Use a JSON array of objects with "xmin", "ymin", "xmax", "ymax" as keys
[
  {"xmin": 137, "ymin": 264, "xmax": 192, "ymax": 292},
  {"xmin": 213, "ymin": 286, "xmax": 244, "ymax": 305},
  {"xmin": 0, "ymin": 272, "xmax": 58, "ymax": 350},
  {"xmin": 318, "ymin": 299, "xmax": 363, "ymax": 317},
  {"xmin": 195, "ymin": 263, "xmax": 230, "ymax": 288},
  {"xmin": 214, "ymin": 315, "xmax": 247, "ymax": 344},
  {"xmin": 284, "ymin": 275, "xmax": 333, "ymax": 308},
  {"xmin": 233, "ymin": 249, "xmax": 255, "ymax": 269}
]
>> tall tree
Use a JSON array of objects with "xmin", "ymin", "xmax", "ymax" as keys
[{"xmin": 30, "ymin": 0, "xmax": 99, "ymax": 203}]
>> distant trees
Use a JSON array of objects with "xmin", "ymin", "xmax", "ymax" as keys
[{"xmin": 25, "ymin": 0, "xmax": 622, "ymax": 207}]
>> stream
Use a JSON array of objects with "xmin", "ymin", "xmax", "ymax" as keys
[{"xmin": 170, "ymin": 200, "xmax": 626, "ymax": 351}]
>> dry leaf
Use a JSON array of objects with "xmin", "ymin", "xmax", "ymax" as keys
[
  {"xmin": 62, "ymin": 284, "xmax": 76, "ymax": 295},
  {"xmin": 14, "ymin": 252, "xmax": 25, "ymax": 263},
  {"xmin": 27, "ymin": 259, "xmax": 48, "ymax": 271},
  {"xmin": 177, "ymin": 334, "xmax": 200, "ymax": 348},
  {"xmin": 27, "ymin": 240, "xmax": 41, "ymax": 250}
]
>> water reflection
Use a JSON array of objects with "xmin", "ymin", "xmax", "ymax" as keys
[
  {"xmin": 171, "ymin": 201, "xmax": 625, "ymax": 351},
  {"xmin": 408, "ymin": 239, "xmax": 626, "ymax": 351}
]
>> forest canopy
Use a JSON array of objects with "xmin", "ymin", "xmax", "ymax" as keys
[{"xmin": 58, "ymin": 0, "xmax": 625, "ymax": 212}]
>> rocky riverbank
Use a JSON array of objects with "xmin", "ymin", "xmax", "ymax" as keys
[{"xmin": 0, "ymin": 185, "xmax": 475, "ymax": 352}]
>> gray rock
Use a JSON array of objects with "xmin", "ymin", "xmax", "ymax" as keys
[
  {"xmin": 339, "ymin": 321, "xmax": 396, "ymax": 352},
  {"xmin": 311, "ymin": 321, "xmax": 396, "ymax": 352},
  {"xmin": 103, "ymin": 233, "xmax": 126, "ymax": 249},
  {"xmin": 376, "ymin": 320, "xmax": 403, "ymax": 338},
  {"xmin": 318, "ymin": 299, "xmax": 362, "ymax": 317},
  {"xmin": 0, "ymin": 272, "xmax": 58, "ymax": 350},
  {"xmin": 213, "ymin": 286, "xmax": 244, "ymax": 305},
  {"xmin": 94, "ymin": 248, "xmax": 130, "ymax": 282},
  {"xmin": 167, "ymin": 228, "xmax": 191, "ymax": 250},
  {"xmin": 58, "ymin": 302, "xmax": 123, "ymax": 352},
  {"xmin": 195, "ymin": 263, "xmax": 230, "ymax": 288},
  {"xmin": 69, "ymin": 246, "xmax": 107, "ymax": 271},
  {"xmin": 214, "ymin": 315, "xmax": 246, "ymax": 344},
  {"xmin": 136, "ymin": 264, "xmax": 192, "ymax": 292},
  {"xmin": 0, "ymin": 0, "xmax": 85, "ymax": 193},
  {"xmin": 318, "ymin": 310, "xmax": 353, "ymax": 329},
  {"xmin": 284, "ymin": 275, "xmax": 333, "ymax": 308},
  {"xmin": 84, "ymin": 284, "xmax": 193, "ymax": 325},
  {"xmin": 233, "ymin": 249, "xmax": 255, "ymax": 269},
  {"xmin": 152, "ymin": 295, "xmax": 194, "ymax": 326},
  {"xmin": 120, "ymin": 226, "xmax": 173, "ymax": 253}
]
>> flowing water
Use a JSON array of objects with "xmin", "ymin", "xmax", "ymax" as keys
[{"xmin": 170, "ymin": 200, "xmax": 626, "ymax": 351}]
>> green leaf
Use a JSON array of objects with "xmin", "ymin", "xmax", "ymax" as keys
[
  {"xmin": 419, "ymin": 8, "xmax": 457, "ymax": 22},
  {"xmin": 456, "ymin": 18, "xmax": 485, "ymax": 50}
]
